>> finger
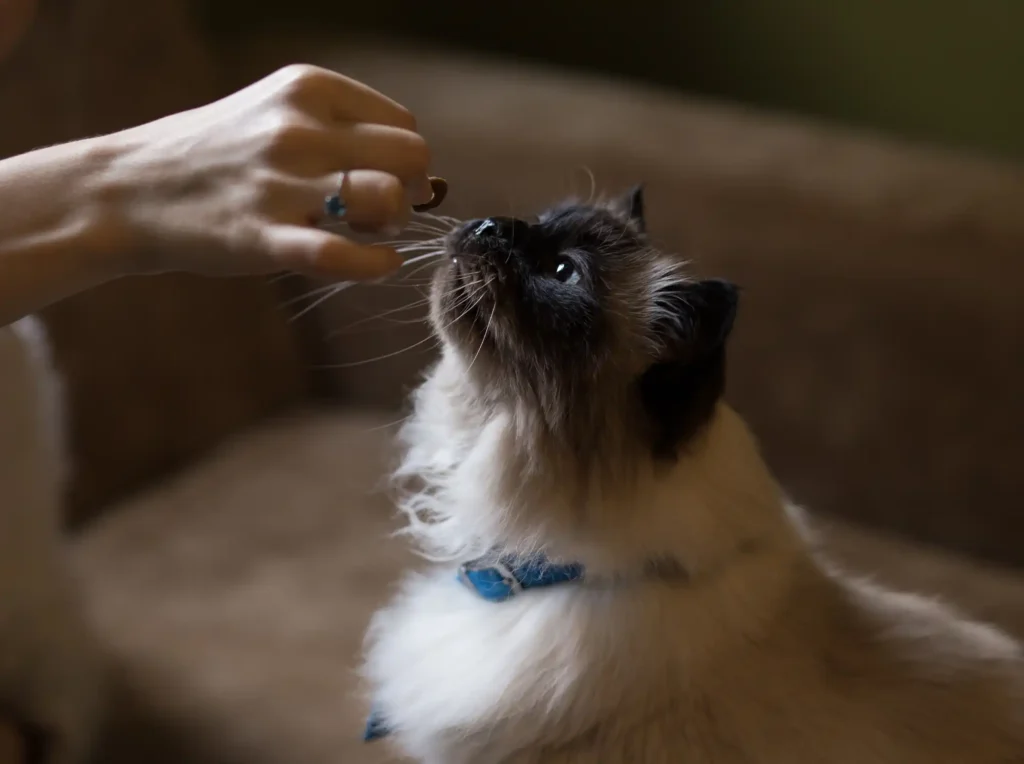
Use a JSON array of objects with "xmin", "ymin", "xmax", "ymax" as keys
[
  {"xmin": 296, "ymin": 170, "xmax": 411, "ymax": 231},
  {"xmin": 255, "ymin": 168, "xmax": 414, "ymax": 233},
  {"xmin": 338, "ymin": 170, "xmax": 410, "ymax": 228},
  {"xmin": 260, "ymin": 224, "xmax": 402, "ymax": 281},
  {"xmin": 266, "ymin": 119, "xmax": 432, "ymax": 189},
  {"xmin": 273, "ymin": 64, "xmax": 417, "ymax": 131},
  {"xmin": 319, "ymin": 122, "xmax": 430, "ymax": 181}
]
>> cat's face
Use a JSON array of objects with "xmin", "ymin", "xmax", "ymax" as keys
[{"xmin": 431, "ymin": 187, "xmax": 738, "ymax": 460}]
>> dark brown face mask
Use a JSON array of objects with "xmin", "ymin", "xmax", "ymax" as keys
[{"xmin": 412, "ymin": 177, "xmax": 448, "ymax": 212}]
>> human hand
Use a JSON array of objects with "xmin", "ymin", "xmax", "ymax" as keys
[{"xmin": 89, "ymin": 64, "xmax": 433, "ymax": 281}]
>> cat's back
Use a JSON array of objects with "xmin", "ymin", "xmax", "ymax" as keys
[
  {"xmin": 500, "ymin": 563, "xmax": 1024, "ymax": 764},
  {"xmin": 678, "ymin": 566, "xmax": 1024, "ymax": 763}
]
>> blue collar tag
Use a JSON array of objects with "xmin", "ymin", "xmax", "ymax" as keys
[{"xmin": 457, "ymin": 554, "xmax": 586, "ymax": 602}]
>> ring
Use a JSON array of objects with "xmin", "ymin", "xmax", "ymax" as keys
[{"xmin": 324, "ymin": 193, "xmax": 347, "ymax": 219}]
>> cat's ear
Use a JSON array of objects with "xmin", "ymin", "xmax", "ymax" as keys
[
  {"xmin": 612, "ymin": 184, "xmax": 646, "ymax": 233},
  {"xmin": 653, "ymin": 278, "xmax": 739, "ymax": 362},
  {"xmin": 639, "ymin": 278, "xmax": 740, "ymax": 458}
]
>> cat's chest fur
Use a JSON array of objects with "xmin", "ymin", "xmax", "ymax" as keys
[
  {"xmin": 361, "ymin": 551, "xmax": 808, "ymax": 763},
  {"xmin": 362, "ymin": 569, "xmax": 600, "ymax": 762},
  {"xmin": 362, "ymin": 544, "xmax": 1024, "ymax": 764}
]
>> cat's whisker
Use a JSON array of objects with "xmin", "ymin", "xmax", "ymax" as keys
[
  {"xmin": 313, "ymin": 334, "xmax": 441, "ymax": 369},
  {"xmin": 280, "ymin": 282, "xmax": 344, "ymax": 308},
  {"xmin": 326, "ymin": 297, "xmax": 432, "ymax": 338},
  {"xmin": 315, "ymin": 270, "xmax": 483, "ymax": 340},
  {"xmin": 435, "ymin": 281, "xmax": 487, "ymax": 321},
  {"xmin": 464, "ymin": 286, "xmax": 496, "ymax": 377},
  {"xmin": 393, "ymin": 236, "xmax": 445, "ymax": 248},
  {"xmin": 402, "ymin": 224, "xmax": 451, "ymax": 238},
  {"xmin": 399, "ymin": 251, "xmax": 445, "ymax": 264},
  {"xmin": 436, "ymin": 284, "xmax": 489, "ymax": 336},
  {"xmin": 582, "ymin": 166, "xmax": 597, "ymax": 204},
  {"xmin": 375, "ymin": 238, "xmax": 437, "ymax": 248},
  {"xmin": 401, "ymin": 256, "xmax": 446, "ymax": 282},
  {"xmin": 266, "ymin": 271, "xmax": 303, "ymax": 284},
  {"xmin": 395, "ymin": 244, "xmax": 445, "ymax": 257},
  {"xmin": 405, "ymin": 220, "xmax": 452, "ymax": 233},
  {"xmin": 375, "ymin": 237, "xmax": 445, "ymax": 251},
  {"xmin": 288, "ymin": 282, "xmax": 357, "ymax": 322},
  {"xmin": 365, "ymin": 280, "xmax": 435, "ymax": 289},
  {"xmin": 409, "ymin": 212, "xmax": 456, "ymax": 225},
  {"xmin": 361, "ymin": 413, "xmax": 414, "ymax": 434},
  {"xmin": 413, "ymin": 210, "xmax": 461, "ymax": 226}
]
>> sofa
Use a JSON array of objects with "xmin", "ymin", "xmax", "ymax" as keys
[{"xmin": 4, "ymin": 7, "xmax": 1024, "ymax": 764}]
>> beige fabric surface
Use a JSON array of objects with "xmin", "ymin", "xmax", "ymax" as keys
[
  {"xmin": 72, "ymin": 408, "xmax": 1024, "ymax": 764},
  {"xmin": 224, "ymin": 36, "xmax": 1024, "ymax": 569}
]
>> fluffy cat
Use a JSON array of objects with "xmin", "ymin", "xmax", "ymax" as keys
[
  {"xmin": 0, "ymin": 318, "xmax": 102, "ymax": 764},
  {"xmin": 361, "ymin": 188, "xmax": 1024, "ymax": 763}
]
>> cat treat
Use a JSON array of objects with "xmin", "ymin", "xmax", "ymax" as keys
[{"xmin": 412, "ymin": 176, "xmax": 448, "ymax": 212}]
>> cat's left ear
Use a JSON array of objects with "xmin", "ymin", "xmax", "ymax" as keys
[
  {"xmin": 640, "ymin": 278, "xmax": 740, "ymax": 457},
  {"xmin": 613, "ymin": 183, "xmax": 646, "ymax": 233},
  {"xmin": 654, "ymin": 278, "xmax": 740, "ymax": 362}
]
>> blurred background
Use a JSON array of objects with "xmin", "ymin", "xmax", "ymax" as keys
[
  {"xmin": 201, "ymin": 0, "xmax": 1024, "ymax": 163},
  {"xmin": 1, "ymin": 3, "xmax": 1024, "ymax": 763}
]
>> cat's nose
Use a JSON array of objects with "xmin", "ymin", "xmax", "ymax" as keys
[{"xmin": 467, "ymin": 217, "xmax": 530, "ymax": 244}]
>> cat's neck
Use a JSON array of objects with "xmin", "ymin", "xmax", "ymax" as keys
[
  {"xmin": 536, "ymin": 403, "xmax": 804, "ymax": 580},
  {"xmin": 395, "ymin": 354, "xmax": 803, "ymax": 581}
]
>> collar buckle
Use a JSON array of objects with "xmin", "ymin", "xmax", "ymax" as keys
[{"xmin": 457, "ymin": 558, "xmax": 523, "ymax": 602}]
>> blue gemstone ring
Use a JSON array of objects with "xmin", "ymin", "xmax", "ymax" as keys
[{"xmin": 324, "ymin": 194, "xmax": 347, "ymax": 219}]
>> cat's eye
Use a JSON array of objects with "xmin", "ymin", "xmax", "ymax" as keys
[{"xmin": 553, "ymin": 258, "xmax": 581, "ymax": 286}]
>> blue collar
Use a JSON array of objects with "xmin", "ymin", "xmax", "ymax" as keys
[
  {"xmin": 363, "ymin": 551, "xmax": 687, "ymax": 742},
  {"xmin": 456, "ymin": 553, "xmax": 585, "ymax": 602}
]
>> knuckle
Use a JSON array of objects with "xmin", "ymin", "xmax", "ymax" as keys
[
  {"xmin": 262, "ymin": 119, "xmax": 318, "ymax": 158},
  {"xmin": 274, "ymin": 63, "xmax": 324, "ymax": 99},
  {"xmin": 249, "ymin": 169, "xmax": 284, "ymax": 210},
  {"xmin": 377, "ymin": 177, "xmax": 405, "ymax": 217},
  {"xmin": 393, "ymin": 105, "xmax": 418, "ymax": 132}
]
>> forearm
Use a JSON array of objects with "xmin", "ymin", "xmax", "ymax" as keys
[{"xmin": 0, "ymin": 138, "xmax": 125, "ymax": 327}]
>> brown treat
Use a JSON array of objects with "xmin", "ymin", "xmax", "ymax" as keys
[{"xmin": 413, "ymin": 177, "xmax": 448, "ymax": 212}]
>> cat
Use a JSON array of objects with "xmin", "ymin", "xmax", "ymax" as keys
[
  {"xmin": 0, "ymin": 317, "xmax": 102, "ymax": 764},
  {"xmin": 361, "ymin": 187, "xmax": 1024, "ymax": 763}
]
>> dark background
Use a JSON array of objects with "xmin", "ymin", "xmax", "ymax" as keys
[{"xmin": 202, "ymin": 0, "xmax": 1024, "ymax": 164}]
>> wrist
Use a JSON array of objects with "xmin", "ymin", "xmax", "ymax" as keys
[
  {"xmin": 0, "ymin": 135, "xmax": 135, "ymax": 324},
  {"xmin": 70, "ymin": 134, "xmax": 144, "ymax": 278},
  {"xmin": 0, "ymin": 135, "xmax": 138, "ymax": 279}
]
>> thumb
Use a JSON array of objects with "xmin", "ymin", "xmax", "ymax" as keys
[{"xmin": 262, "ymin": 225, "xmax": 402, "ymax": 281}]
